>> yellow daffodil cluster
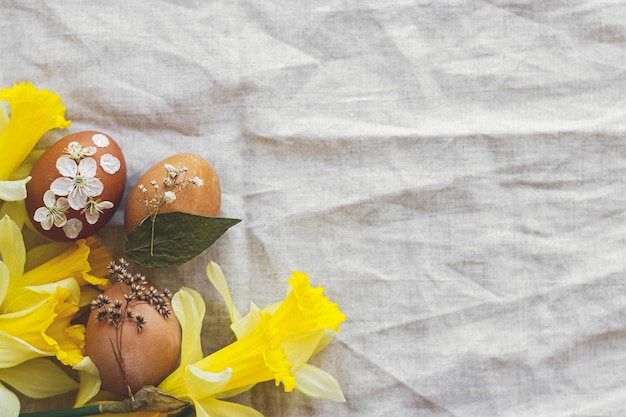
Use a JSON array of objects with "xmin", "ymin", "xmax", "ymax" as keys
[
  {"xmin": 0, "ymin": 82, "xmax": 347, "ymax": 416},
  {"xmin": 0, "ymin": 83, "xmax": 112, "ymax": 416},
  {"xmin": 0, "ymin": 215, "xmax": 112, "ymax": 414},
  {"xmin": 160, "ymin": 262, "xmax": 346, "ymax": 416},
  {"xmin": 76, "ymin": 262, "xmax": 346, "ymax": 417}
]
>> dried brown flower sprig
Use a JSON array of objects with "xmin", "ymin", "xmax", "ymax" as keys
[
  {"xmin": 90, "ymin": 258, "xmax": 173, "ymax": 332},
  {"xmin": 135, "ymin": 164, "xmax": 204, "ymax": 256},
  {"xmin": 137, "ymin": 164, "xmax": 204, "ymax": 212}
]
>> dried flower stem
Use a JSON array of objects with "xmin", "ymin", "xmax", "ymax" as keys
[{"xmin": 135, "ymin": 164, "xmax": 204, "ymax": 256}]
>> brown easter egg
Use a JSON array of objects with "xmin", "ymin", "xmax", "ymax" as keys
[
  {"xmin": 124, "ymin": 153, "xmax": 220, "ymax": 234},
  {"xmin": 25, "ymin": 131, "xmax": 126, "ymax": 241},
  {"xmin": 85, "ymin": 281, "xmax": 181, "ymax": 399}
]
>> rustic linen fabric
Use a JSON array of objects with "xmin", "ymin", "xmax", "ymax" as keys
[{"xmin": 3, "ymin": 1, "xmax": 626, "ymax": 416}]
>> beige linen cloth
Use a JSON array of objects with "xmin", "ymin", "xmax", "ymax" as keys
[{"xmin": 3, "ymin": 1, "xmax": 626, "ymax": 416}]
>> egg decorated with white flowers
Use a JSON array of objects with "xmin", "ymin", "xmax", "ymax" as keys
[{"xmin": 25, "ymin": 131, "xmax": 126, "ymax": 241}]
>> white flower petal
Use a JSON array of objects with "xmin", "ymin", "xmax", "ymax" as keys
[
  {"xmin": 67, "ymin": 192, "xmax": 87, "ymax": 211},
  {"xmin": 294, "ymin": 364, "xmax": 346, "ymax": 402},
  {"xmin": 56, "ymin": 197, "xmax": 70, "ymax": 212},
  {"xmin": 82, "ymin": 146, "xmax": 97, "ymax": 156},
  {"xmin": 0, "ymin": 381, "xmax": 20, "ymax": 417},
  {"xmin": 85, "ymin": 209, "xmax": 99, "ymax": 225},
  {"xmin": 78, "ymin": 157, "xmax": 98, "ymax": 178},
  {"xmin": 63, "ymin": 218, "xmax": 83, "ymax": 239},
  {"xmin": 53, "ymin": 212, "xmax": 68, "ymax": 228},
  {"xmin": 67, "ymin": 141, "xmax": 80, "ymax": 149},
  {"xmin": 33, "ymin": 207, "xmax": 50, "ymax": 223},
  {"xmin": 100, "ymin": 154, "xmax": 121, "ymax": 174},
  {"xmin": 34, "ymin": 209, "xmax": 53, "ymax": 230},
  {"xmin": 84, "ymin": 178, "xmax": 104, "ymax": 197},
  {"xmin": 50, "ymin": 177, "xmax": 74, "ymax": 196},
  {"xmin": 42, "ymin": 189, "xmax": 57, "ymax": 208},
  {"xmin": 0, "ymin": 177, "xmax": 31, "ymax": 202},
  {"xmin": 99, "ymin": 201, "xmax": 114, "ymax": 209},
  {"xmin": 56, "ymin": 156, "xmax": 78, "ymax": 177},
  {"xmin": 91, "ymin": 133, "xmax": 110, "ymax": 147}
]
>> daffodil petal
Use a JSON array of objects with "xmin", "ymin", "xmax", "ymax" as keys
[
  {"xmin": 0, "ymin": 177, "xmax": 31, "ymax": 202},
  {"xmin": 195, "ymin": 396, "xmax": 264, "ymax": 417},
  {"xmin": 207, "ymin": 262, "xmax": 241, "ymax": 324},
  {"xmin": 230, "ymin": 302, "xmax": 261, "ymax": 340},
  {"xmin": 73, "ymin": 356, "xmax": 101, "ymax": 407},
  {"xmin": 22, "ymin": 239, "xmax": 92, "ymax": 287},
  {"xmin": 0, "ymin": 330, "xmax": 48, "ymax": 368},
  {"xmin": 0, "ymin": 201, "xmax": 28, "ymax": 230},
  {"xmin": 0, "ymin": 215, "xmax": 25, "ymax": 282},
  {"xmin": 1, "ymin": 278, "xmax": 81, "ymax": 313},
  {"xmin": 311, "ymin": 329, "xmax": 336, "ymax": 357},
  {"xmin": 211, "ymin": 384, "xmax": 257, "ymax": 400},
  {"xmin": 159, "ymin": 362, "xmax": 232, "ymax": 401},
  {"xmin": 185, "ymin": 364, "xmax": 232, "ymax": 399},
  {"xmin": 0, "ymin": 358, "xmax": 78, "ymax": 399},
  {"xmin": 0, "ymin": 381, "xmax": 20, "ymax": 417},
  {"xmin": 24, "ymin": 241, "xmax": 70, "ymax": 270},
  {"xmin": 172, "ymin": 288, "xmax": 206, "ymax": 367},
  {"xmin": 0, "ymin": 262, "xmax": 9, "ymax": 307},
  {"xmin": 279, "ymin": 331, "xmax": 325, "ymax": 370},
  {"xmin": 294, "ymin": 363, "xmax": 346, "ymax": 402}
]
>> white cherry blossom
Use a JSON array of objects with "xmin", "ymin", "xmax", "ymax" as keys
[
  {"xmin": 50, "ymin": 157, "xmax": 104, "ymax": 210},
  {"xmin": 33, "ymin": 190, "xmax": 70, "ymax": 230},
  {"xmin": 65, "ymin": 141, "xmax": 96, "ymax": 160},
  {"xmin": 82, "ymin": 197, "xmax": 114, "ymax": 224}
]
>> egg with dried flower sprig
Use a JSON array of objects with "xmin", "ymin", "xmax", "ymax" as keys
[
  {"xmin": 124, "ymin": 153, "xmax": 221, "ymax": 234},
  {"xmin": 85, "ymin": 259, "xmax": 182, "ymax": 399},
  {"xmin": 25, "ymin": 131, "xmax": 126, "ymax": 241}
]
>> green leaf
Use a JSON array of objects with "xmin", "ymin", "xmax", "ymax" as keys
[{"xmin": 125, "ymin": 212, "xmax": 241, "ymax": 268}]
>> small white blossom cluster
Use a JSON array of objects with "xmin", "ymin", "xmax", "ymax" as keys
[
  {"xmin": 33, "ymin": 134, "xmax": 121, "ymax": 239},
  {"xmin": 137, "ymin": 163, "xmax": 203, "ymax": 215}
]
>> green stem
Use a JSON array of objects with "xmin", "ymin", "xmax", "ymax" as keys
[{"xmin": 19, "ymin": 405, "xmax": 102, "ymax": 417}]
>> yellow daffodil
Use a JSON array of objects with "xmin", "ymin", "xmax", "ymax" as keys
[
  {"xmin": 0, "ymin": 82, "xmax": 70, "ymax": 183},
  {"xmin": 0, "ymin": 215, "xmax": 111, "ymax": 368},
  {"xmin": 74, "ymin": 262, "xmax": 346, "ymax": 417},
  {"xmin": 208, "ymin": 262, "xmax": 347, "ymax": 401},
  {"xmin": 153, "ymin": 262, "xmax": 346, "ymax": 417}
]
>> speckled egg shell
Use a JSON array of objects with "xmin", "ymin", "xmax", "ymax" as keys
[{"xmin": 25, "ymin": 131, "xmax": 126, "ymax": 241}]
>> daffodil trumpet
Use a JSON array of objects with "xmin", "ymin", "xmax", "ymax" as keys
[{"xmin": 0, "ymin": 82, "xmax": 70, "ymax": 204}]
